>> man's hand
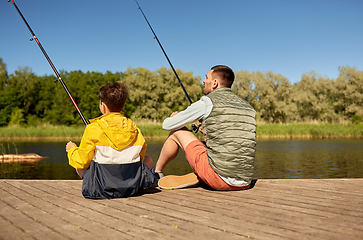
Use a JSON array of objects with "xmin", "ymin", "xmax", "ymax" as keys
[
  {"xmin": 170, "ymin": 111, "xmax": 179, "ymax": 117},
  {"xmin": 66, "ymin": 141, "xmax": 77, "ymax": 152},
  {"xmin": 198, "ymin": 122, "xmax": 204, "ymax": 134}
]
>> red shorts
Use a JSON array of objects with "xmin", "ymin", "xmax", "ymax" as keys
[{"xmin": 185, "ymin": 140, "xmax": 250, "ymax": 191}]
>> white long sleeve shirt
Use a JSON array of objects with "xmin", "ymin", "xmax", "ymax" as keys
[{"xmin": 162, "ymin": 96, "xmax": 213, "ymax": 131}]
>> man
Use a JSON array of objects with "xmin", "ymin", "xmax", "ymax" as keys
[{"xmin": 153, "ymin": 65, "xmax": 256, "ymax": 191}]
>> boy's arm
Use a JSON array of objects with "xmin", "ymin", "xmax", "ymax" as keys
[
  {"xmin": 66, "ymin": 141, "xmax": 77, "ymax": 152},
  {"xmin": 67, "ymin": 126, "xmax": 96, "ymax": 169},
  {"xmin": 140, "ymin": 141, "xmax": 147, "ymax": 161}
]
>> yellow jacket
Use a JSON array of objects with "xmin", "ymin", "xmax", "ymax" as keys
[{"xmin": 68, "ymin": 112, "xmax": 147, "ymax": 169}]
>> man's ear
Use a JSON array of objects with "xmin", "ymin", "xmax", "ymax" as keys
[{"xmin": 212, "ymin": 78, "xmax": 219, "ymax": 89}]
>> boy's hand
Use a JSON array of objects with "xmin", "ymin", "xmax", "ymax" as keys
[{"xmin": 66, "ymin": 141, "xmax": 77, "ymax": 152}]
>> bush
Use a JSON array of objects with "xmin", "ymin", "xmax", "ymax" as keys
[{"xmin": 351, "ymin": 115, "xmax": 363, "ymax": 124}]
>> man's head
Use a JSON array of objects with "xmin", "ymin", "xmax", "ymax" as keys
[
  {"xmin": 98, "ymin": 82, "xmax": 128, "ymax": 112},
  {"xmin": 203, "ymin": 65, "xmax": 234, "ymax": 95}
]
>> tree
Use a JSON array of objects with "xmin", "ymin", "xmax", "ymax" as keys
[
  {"xmin": 121, "ymin": 67, "xmax": 203, "ymax": 120},
  {"xmin": 332, "ymin": 66, "xmax": 363, "ymax": 121},
  {"xmin": 233, "ymin": 71, "xmax": 256, "ymax": 109},
  {"xmin": 7, "ymin": 67, "xmax": 43, "ymax": 119},
  {"xmin": 291, "ymin": 72, "xmax": 335, "ymax": 122},
  {"xmin": 0, "ymin": 88, "xmax": 22, "ymax": 126},
  {"xmin": 9, "ymin": 108, "xmax": 26, "ymax": 126},
  {"xmin": 233, "ymin": 70, "xmax": 294, "ymax": 123},
  {"xmin": 0, "ymin": 58, "xmax": 8, "ymax": 91}
]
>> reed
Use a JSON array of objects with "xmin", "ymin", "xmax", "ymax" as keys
[
  {"xmin": 257, "ymin": 123, "xmax": 363, "ymax": 138},
  {"xmin": 0, "ymin": 142, "xmax": 18, "ymax": 155},
  {"xmin": 0, "ymin": 122, "xmax": 362, "ymax": 140},
  {"xmin": 0, "ymin": 125, "xmax": 84, "ymax": 140}
]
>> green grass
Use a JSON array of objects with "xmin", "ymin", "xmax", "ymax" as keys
[
  {"xmin": 134, "ymin": 121, "xmax": 169, "ymax": 138},
  {"xmin": 0, "ymin": 125, "xmax": 85, "ymax": 140},
  {"xmin": 0, "ymin": 122, "xmax": 362, "ymax": 140},
  {"xmin": 0, "ymin": 122, "xmax": 171, "ymax": 140},
  {"xmin": 257, "ymin": 123, "xmax": 363, "ymax": 138}
]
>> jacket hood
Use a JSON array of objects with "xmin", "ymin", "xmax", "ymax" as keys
[{"xmin": 90, "ymin": 113, "xmax": 141, "ymax": 150}]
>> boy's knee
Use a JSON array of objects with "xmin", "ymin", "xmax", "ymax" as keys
[{"xmin": 76, "ymin": 168, "xmax": 87, "ymax": 179}]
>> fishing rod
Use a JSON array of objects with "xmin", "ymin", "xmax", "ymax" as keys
[
  {"xmin": 8, "ymin": 0, "xmax": 89, "ymax": 126},
  {"xmin": 135, "ymin": 0, "xmax": 199, "ymax": 132}
]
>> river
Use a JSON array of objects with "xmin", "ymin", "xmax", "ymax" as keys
[{"xmin": 1, "ymin": 138, "xmax": 362, "ymax": 180}]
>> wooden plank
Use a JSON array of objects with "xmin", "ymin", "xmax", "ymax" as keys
[
  {"xmin": 40, "ymin": 180, "xmax": 246, "ymax": 239},
  {"xmin": 0, "ymin": 188, "xmax": 67, "ymax": 240},
  {"xmin": 0, "ymin": 214, "xmax": 33, "ymax": 240},
  {"xmin": 52, "ymin": 181, "xmax": 284, "ymax": 239},
  {"xmin": 141, "ymin": 188, "xmax": 333, "ymax": 240},
  {"xmin": 2, "ymin": 181, "xmax": 152, "ymax": 240},
  {"xmin": 0, "ymin": 179, "xmax": 362, "ymax": 240},
  {"xmin": 0, "ymin": 181, "xmax": 101, "ymax": 240},
  {"xmin": 176, "ymin": 186, "xmax": 362, "ymax": 239}
]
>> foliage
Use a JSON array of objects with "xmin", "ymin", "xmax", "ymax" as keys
[
  {"xmin": 0, "ymin": 87, "xmax": 23, "ymax": 126},
  {"xmin": 0, "ymin": 58, "xmax": 7, "ymax": 91},
  {"xmin": 351, "ymin": 115, "xmax": 362, "ymax": 124},
  {"xmin": 0, "ymin": 57, "xmax": 362, "ymax": 126},
  {"xmin": 9, "ymin": 108, "xmax": 26, "ymax": 126},
  {"xmin": 233, "ymin": 67, "xmax": 363, "ymax": 123},
  {"xmin": 121, "ymin": 67, "xmax": 203, "ymax": 120},
  {"xmin": 0, "ymin": 58, "xmax": 202, "ymax": 125}
]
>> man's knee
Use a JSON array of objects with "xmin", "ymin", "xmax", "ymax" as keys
[{"xmin": 170, "ymin": 127, "xmax": 199, "ymax": 151}]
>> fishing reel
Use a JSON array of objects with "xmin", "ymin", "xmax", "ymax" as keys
[
  {"xmin": 191, "ymin": 124, "xmax": 199, "ymax": 133},
  {"xmin": 191, "ymin": 122, "xmax": 202, "ymax": 133}
]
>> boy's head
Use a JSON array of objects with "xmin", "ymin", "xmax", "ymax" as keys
[{"xmin": 98, "ymin": 82, "xmax": 128, "ymax": 112}]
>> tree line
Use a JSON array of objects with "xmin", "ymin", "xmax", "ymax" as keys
[
  {"xmin": 0, "ymin": 58, "xmax": 362, "ymax": 126},
  {"xmin": 233, "ymin": 67, "xmax": 363, "ymax": 123}
]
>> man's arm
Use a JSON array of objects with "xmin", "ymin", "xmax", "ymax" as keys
[{"xmin": 162, "ymin": 96, "xmax": 213, "ymax": 131}]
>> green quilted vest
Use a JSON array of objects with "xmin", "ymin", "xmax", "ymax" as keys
[{"xmin": 202, "ymin": 87, "xmax": 256, "ymax": 182}]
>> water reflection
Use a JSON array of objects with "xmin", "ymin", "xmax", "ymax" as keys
[
  {"xmin": 255, "ymin": 139, "xmax": 363, "ymax": 179},
  {"xmin": 1, "ymin": 138, "xmax": 362, "ymax": 180}
]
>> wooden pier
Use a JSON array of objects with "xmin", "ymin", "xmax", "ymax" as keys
[{"xmin": 0, "ymin": 179, "xmax": 362, "ymax": 239}]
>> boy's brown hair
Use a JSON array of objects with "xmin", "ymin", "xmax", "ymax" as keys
[{"xmin": 98, "ymin": 82, "xmax": 128, "ymax": 112}]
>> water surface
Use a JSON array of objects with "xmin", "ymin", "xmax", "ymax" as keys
[{"xmin": 1, "ymin": 138, "xmax": 362, "ymax": 180}]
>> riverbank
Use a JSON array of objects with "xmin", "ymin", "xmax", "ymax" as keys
[{"xmin": 0, "ymin": 123, "xmax": 362, "ymax": 141}]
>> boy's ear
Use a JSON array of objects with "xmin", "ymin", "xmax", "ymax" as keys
[{"xmin": 99, "ymin": 101, "xmax": 110, "ymax": 114}]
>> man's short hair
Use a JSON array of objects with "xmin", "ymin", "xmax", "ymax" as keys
[
  {"xmin": 211, "ymin": 65, "xmax": 235, "ymax": 87},
  {"xmin": 98, "ymin": 82, "xmax": 128, "ymax": 112}
]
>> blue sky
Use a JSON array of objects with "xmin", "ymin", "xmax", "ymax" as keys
[{"xmin": 1, "ymin": 0, "xmax": 362, "ymax": 84}]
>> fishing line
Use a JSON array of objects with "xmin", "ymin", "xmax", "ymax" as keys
[
  {"xmin": 8, "ymin": 0, "xmax": 89, "ymax": 126},
  {"xmin": 135, "ymin": 0, "xmax": 199, "ymax": 132},
  {"xmin": 53, "ymin": 82, "xmax": 71, "ymax": 141}
]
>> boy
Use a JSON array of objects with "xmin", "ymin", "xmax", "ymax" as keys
[{"xmin": 66, "ymin": 82, "xmax": 160, "ymax": 199}]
